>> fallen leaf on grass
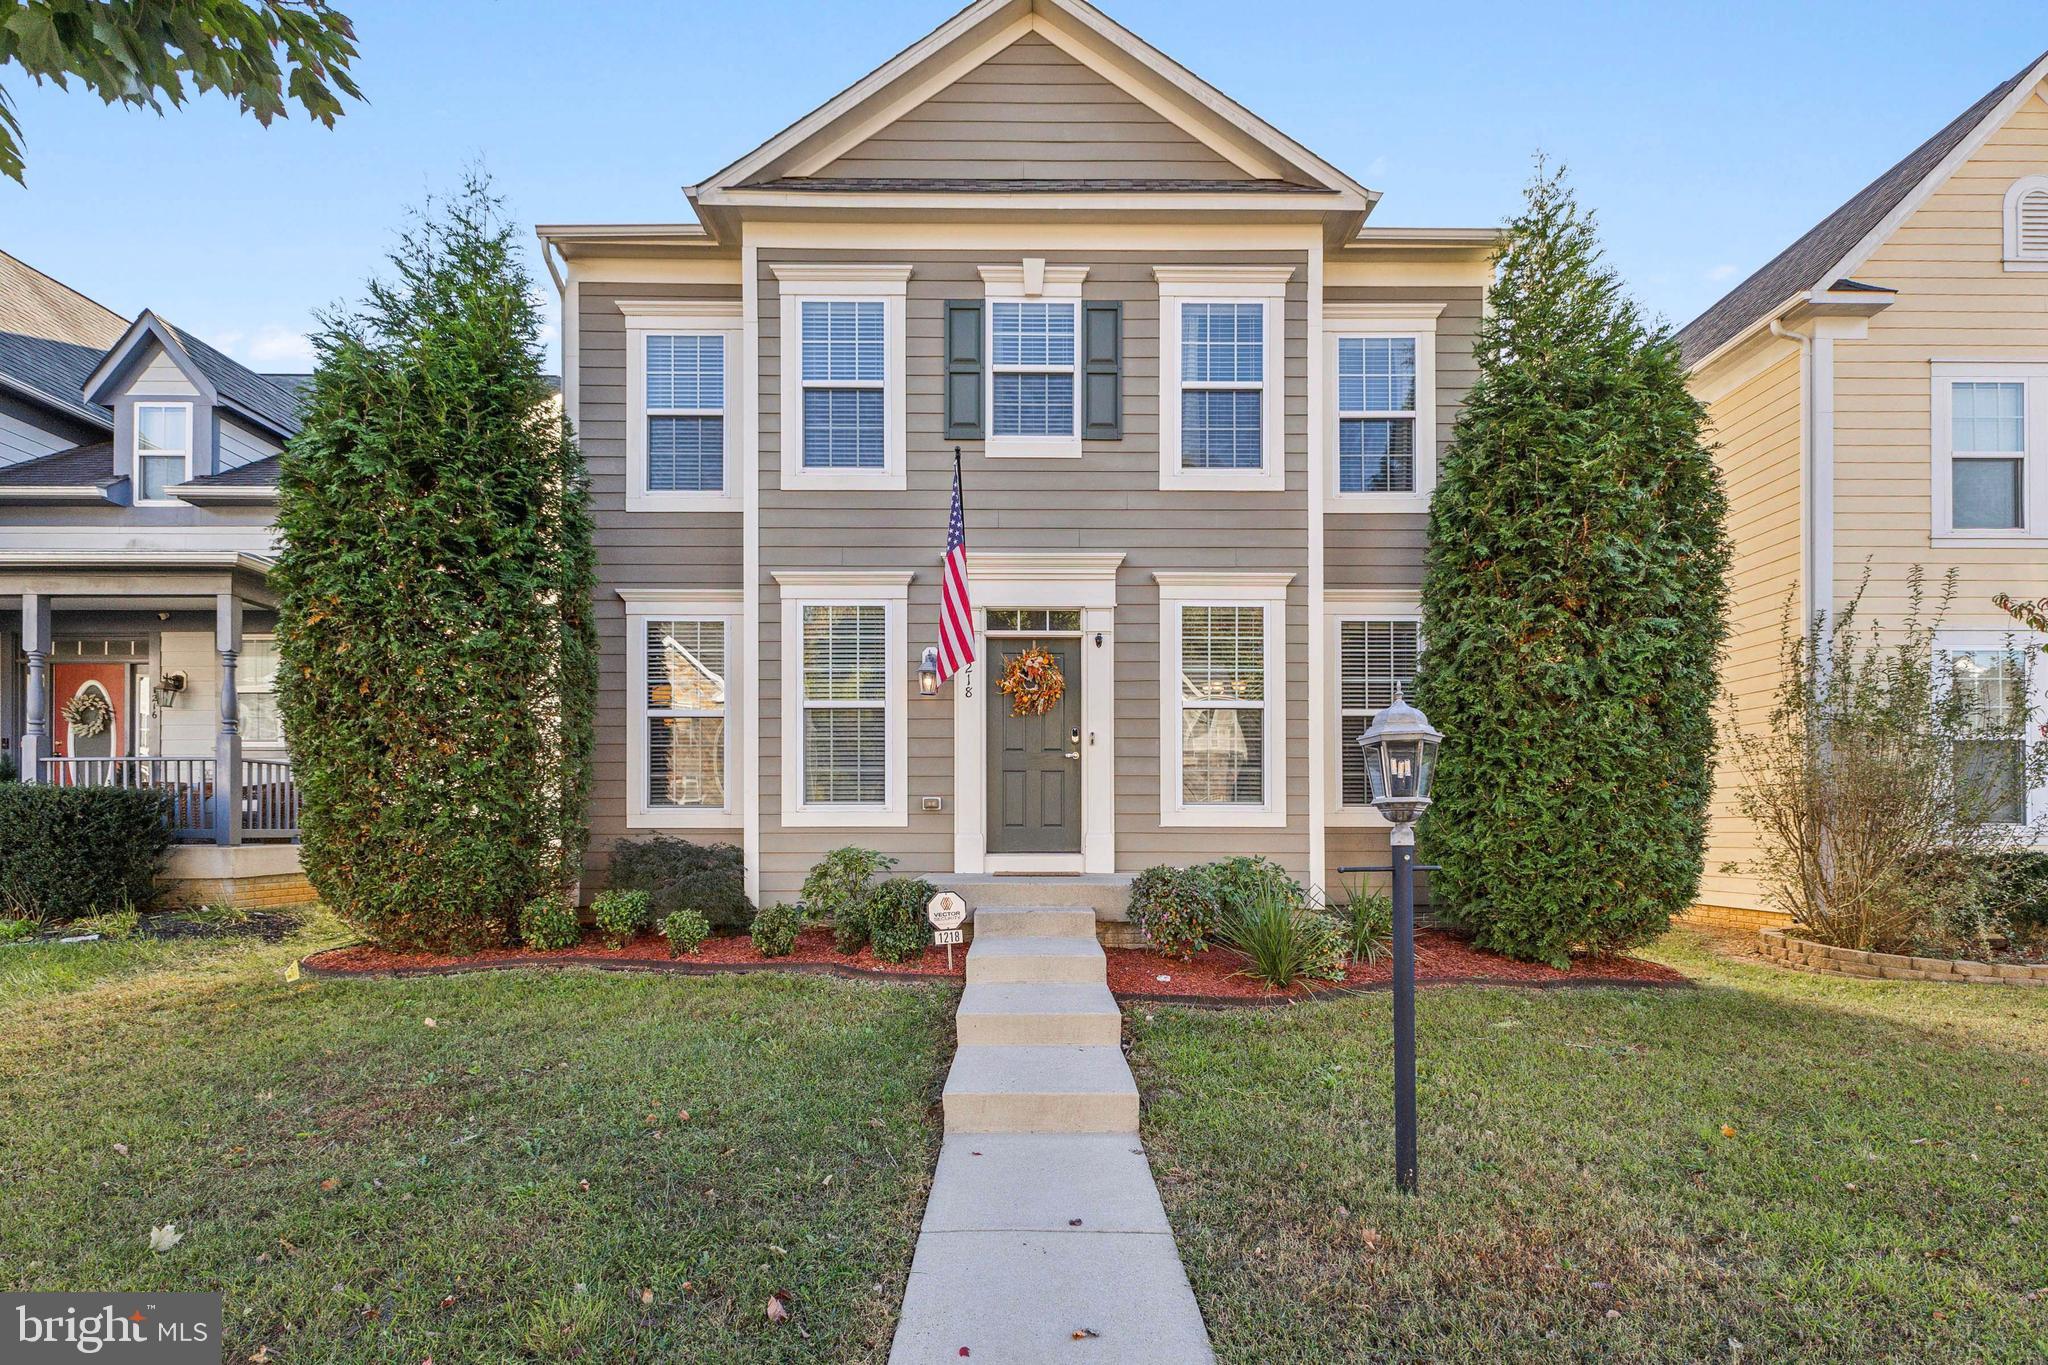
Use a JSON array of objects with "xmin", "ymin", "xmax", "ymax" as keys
[
  {"xmin": 112, "ymin": 1143, "xmax": 129, "ymax": 1157},
  {"xmin": 148, "ymin": 1224, "xmax": 182, "ymax": 1252},
  {"xmin": 640, "ymin": 1288, "xmax": 654, "ymax": 1306},
  {"xmin": 1720, "ymin": 1125, "xmax": 1737, "ymax": 1139},
  {"xmin": 439, "ymin": 1295, "xmax": 457, "ymax": 1309},
  {"xmin": 678, "ymin": 1109, "xmax": 690, "ymax": 1122},
  {"xmin": 766, "ymin": 1291, "xmax": 791, "ymax": 1324},
  {"xmin": 423, "ymin": 1018, "xmax": 436, "ymax": 1028},
  {"xmin": 319, "ymin": 1178, "xmax": 339, "ymax": 1192}
]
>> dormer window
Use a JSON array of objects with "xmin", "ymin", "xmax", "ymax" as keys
[
  {"xmin": 134, "ymin": 402, "xmax": 192, "ymax": 504},
  {"xmin": 2003, "ymin": 176, "xmax": 2048, "ymax": 271}
]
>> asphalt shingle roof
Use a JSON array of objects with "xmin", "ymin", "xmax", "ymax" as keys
[
  {"xmin": 1678, "ymin": 50, "xmax": 2048, "ymax": 367},
  {"xmin": 0, "ymin": 251, "xmax": 126, "ymax": 429},
  {"xmin": 161, "ymin": 322, "xmax": 303, "ymax": 437},
  {"xmin": 182, "ymin": 454, "xmax": 280, "ymax": 489},
  {"xmin": 0, "ymin": 440, "xmax": 116, "ymax": 488}
]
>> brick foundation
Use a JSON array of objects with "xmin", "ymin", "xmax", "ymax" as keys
[
  {"xmin": 1756, "ymin": 928, "xmax": 2048, "ymax": 985},
  {"xmin": 1682, "ymin": 903, "xmax": 1784, "ymax": 933},
  {"xmin": 157, "ymin": 871, "xmax": 318, "ymax": 911}
]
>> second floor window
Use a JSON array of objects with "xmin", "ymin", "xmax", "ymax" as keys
[
  {"xmin": 801, "ymin": 300, "xmax": 887, "ymax": 471},
  {"xmin": 991, "ymin": 301, "xmax": 1078, "ymax": 442},
  {"xmin": 134, "ymin": 402, "xmax": 190, "ymax": 503},
  {"xmin": 1950, "ymin": 381, "xmax": 2026, "ymax": 530},
  {"xmin": 647, "ymin": 334, "xmax": 726, "ymax": 493},
  {"xmin": 1338, "ymin": 337, "xmax": 1418, "ymax": 494},
  {"xmin": 1179, "ymin": 302, "xmax": 1265, "ymax": 471}
]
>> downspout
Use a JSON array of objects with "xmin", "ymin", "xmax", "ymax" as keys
[{"xmin": 1769, "ymin": 318, "xmax": 1823, "ymax": 632}]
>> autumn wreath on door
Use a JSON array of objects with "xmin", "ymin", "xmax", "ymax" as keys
[
  {"xmin": 61, "ymin": 688, "xmax": 114, "ymax": 739},
  {"xmin": 996, "ymin": 646, "xmax": 1065, "ymax": 717}
]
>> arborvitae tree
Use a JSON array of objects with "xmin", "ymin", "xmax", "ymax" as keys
[
  {"xmin": 273, "ymin": 177, "xmax": 596, "ymax": 953},
  {"xmin": 1416, "ymin": 163, "xmax": 1729, "ymax": 965}
]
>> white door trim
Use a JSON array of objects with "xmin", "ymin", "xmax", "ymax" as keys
[{"xmin": 954, "ymin": 552, "xmax": 1122, "ymax": 876}]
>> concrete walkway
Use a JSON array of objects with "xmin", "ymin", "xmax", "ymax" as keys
[{"xmin": 889, "ymin": 907, "xmax": 1214, "ymax": 1364}]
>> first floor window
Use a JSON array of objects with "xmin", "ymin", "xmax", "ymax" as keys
[
  {"xmin": 134, "ymin": 402, "xmax": 191, "ymax": 502},
  {"xmin": 1338, "ymin": 618, "xmax": 1420, "ymax": 806},
  {"xmin": 1947, "ymin": 647, "xmax": 2028, "ymax": 825},
  {"xmin": 646, "ymin": 333, "xmax": 726, "ymax": 493},
  {"xmin": 1178, "ymin": 302, "xmax": 1265, "ymax": 470},
  {"xmin": 1337, "ymin": 337, "xmax": 1418, "ymax": 494},
  {"xmin": 802, "ymin": 604, "xmax": 887, "ymax": 804},
  {"xmin": 801, "ymin": 300, "xmax": 887, "ymax": 469},
  {"xmin": 1178, "ymin": 604, "xmax": 1268, "ymax": 805},
  {"xmin": 237, "ymin": 637, "xmax": 283, "ymax": 746},
  {"xmin": 645, "ymin": 618, "xmax": 728, "ymax": 810}
]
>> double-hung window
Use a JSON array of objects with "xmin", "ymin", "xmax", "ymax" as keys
[
  {"xmin": 133, "ymin": 401, "xmax": 192, "ymax": 504},
  {"xmin": 1156, "ymin": 266, "xmax": 1290, "ymax": 491},
  {"xmin": 776, "ymin": 572, "xmax": 909, "ymax": 827},
  {"xmin": 624, "ymin": 592, "xmax": 740, "ymax": 827},
  {"xmin": 774, "ymin": 264, "xmax": 911, "ymax": 491},
  {"xmin": 619, "ymin": 301, "xmax": 742, "ymax": 511},
  {"xmin": 1936, "ymin": 635, "xmax": 2041, "ymax": 828},
  {"xmin": 237, "ymin": 637, "xmax": 284, "ymax": 747},
  {"xmin": 1933, "ymin": 363, "xmax": 2048, "ymax": 539},
  {"xmin": 991, "ymin": 302, "xmax": 1078, "ymax": 450},
  {"xmin": 1158, "ymin": 572, "xmax": 1290, "ymax": 827},
  {"xmin": 1328, "ymin": 305, "xmax": 1441, "ymax": 509},
  {"xmin": 1329, "ymin": 603, "xmax": 1422, "ymax": 821}
]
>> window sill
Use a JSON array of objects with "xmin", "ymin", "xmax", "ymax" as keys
[
  {"xmin": 781, "ymin": 469, "xmax": 907, "ymax": 493},
  {"xmin": 1159, "ymin": 804, "xmax": 1287, "ymax": 829},
  {"xmin": 987, "ymin": 436, "xmax": 1083, "ymax": 459},
  {"xmin": 627, "ymin": 490, "xmax": 741, "ymax": 513},
  {"xmin": 1160, "ymin": 468, "xmax": 1285, "ymax": 494},
  {"xmin": 1931, "ymin": 532, "xmax": 2047, "ymax": 547},
  {"xmin": 1331, "ymin": 492, "xmax": 1431, "ymax": 514},
  {"xmin": 629, "ymin": 808, "xmax": 742, "ymax": 830},
  {"xmin": 780, "ymin": 804, "xmax": 908, "ymax": 829}
]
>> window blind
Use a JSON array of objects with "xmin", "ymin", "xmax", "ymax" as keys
[
  {"xmin": 802, "ymin": 604, "xmax": 887, "ymax": 804},
  {"xmin": 1339, "ymin": 619, "xmax": 1419, "ymax": 806}
]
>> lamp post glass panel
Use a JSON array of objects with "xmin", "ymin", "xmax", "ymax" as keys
[{"xmin": 1359, "ymin": 693, "xmax": 1440, "ymax": 1194}]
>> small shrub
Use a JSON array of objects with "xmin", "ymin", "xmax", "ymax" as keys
[
  {"xmin": 0, "ymin": 916, "xmax": 33, "ymax": 944},
  {"xmin": 804, "ymin": 846, "xmax": 897, "ymax": 953},
  {"xmin": 1194, "ymin": 856, "xmax": 1304, "ymax": 920},
  {"xmin": 866, "ymin": 877, "xmax": 939, "ymax": 963},
  {"xmin": 0, "ymin": 784, "xmax": 170, "ymax": 923},
  {"xmin": 608, "ymin": 838, "xmax": 754, "ymax": 932},
  {"xmin": 1127, "ymin": 866, "xmax": 1220, "ymax": 960},
  {"xmin": 519, "ymin": 896, "xmax": 581, "ymax": 951},
  {"xmin": 1340, "ymin": 888, "xmax": 1394, "ymax": 965},
  {"xmin": 1217, "ymin": 884, "xmax": 1347, "ymax": 988},
  {"xmin": 751, "ymin": 902, "xmax": 806, "ymax": 958},
  {"xmin": 591, "ymin": 889, "xmax": 650, "ymax": 948},
  {"xmin": 661, "ymin": 907, "xmax": 711, "ymax": 956}
]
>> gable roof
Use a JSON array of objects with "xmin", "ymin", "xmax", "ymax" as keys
[
  {"xmin": 690, "ymin": 0, "xmax": 1372, "ymax": 223},
  {"xmin": 83, "ymin": 311, "xmax": 303, "ymax": 439},
  {"xmin": 1680, "ymin": 49, "xmax": 2048, "ymax": 368},
  {"xmin": 0, "ymin": 250, "xmax": 127, "ymax": 430}
]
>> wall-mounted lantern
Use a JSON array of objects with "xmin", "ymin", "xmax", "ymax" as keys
[{"xmin": 918, "ymin": 646, "xmax": 940, "ymax": 697}]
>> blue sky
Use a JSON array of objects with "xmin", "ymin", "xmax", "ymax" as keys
[{"xmin": 2, "ymin": 0, "xmax": 2043, "ymax": 373}]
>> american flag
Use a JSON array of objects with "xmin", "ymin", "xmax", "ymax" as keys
[{"xmin": 937, "ymin": 447, "xmax": 975, "ymax": 681}]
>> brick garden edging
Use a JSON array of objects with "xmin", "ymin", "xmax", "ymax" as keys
[{"xmin": 1757, "ymin": 927, "xmax": 2048, "ymax": 985}]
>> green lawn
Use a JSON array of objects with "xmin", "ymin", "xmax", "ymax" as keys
[
  {"xmin": 1128, "ymin": 929, "xmax": 2048, "ymax": 1363},
  {"xmin": 0, "ymin": 913, "xmax": 953, "ymax": 1363}
]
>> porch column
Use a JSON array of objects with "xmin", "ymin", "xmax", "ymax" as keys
[
  {"xmin": 20, "ymin": 592, "xmax": 51, "ymax": 783},
  {"xmin": 214, "ymin": 593, "xmax": 243, "ymax": 845}
]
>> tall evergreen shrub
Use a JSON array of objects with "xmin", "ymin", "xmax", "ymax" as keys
[
  {"xmin": 272, "ymin": 176, "xmax": 597, "ymax": 952},
  {"xmin": 1417, "ymin": 164, "xmax": 1730, "ymax": 965}
]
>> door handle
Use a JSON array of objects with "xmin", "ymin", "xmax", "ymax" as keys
[{"xmin": 1064, "ymin": 750, "xmax": 1080, "ymax": 760}]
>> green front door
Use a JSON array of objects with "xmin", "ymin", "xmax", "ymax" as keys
[{"xmin": 987, "ymin": 638, "xmax": 1082, "ymax": 855}]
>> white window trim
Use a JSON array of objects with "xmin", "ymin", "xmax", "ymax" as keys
[
  {"xmin": 619, "ymin": 300, "xmax": 743, "ymax": 512},
  {"xmin": 1156, "ymin": 266, "xmax": 1290, "ymax": 493},
  {"xmin": 1930, "ymin": 362, "xmax": 2048, "ymax": 542},
  {"xmin": 1327, "ymin": 304, "xmax": 1442, "ymax": 512},
  {"xmin": 132, "ymin": 400, "xmax": 193, "ymax": 506},
  {"xmin": 1156, "ymin": 571, "xmax": 1291, "ymax": 828},
  {"xmin": 2003, "ymin": 175, "xmax": 2048, "ymax": 272},
  {"xmin": 621, "ymin": 589, "xmax": 742, "ymax": 829},
  {"xmin": 1322, "ymin": 592, "xmax": 1423, "ymax": 827},
  {"xmin": 979, "ymin": 261, "xmax": 1089, "ymax": 459},
  {"xmin": 772, "ymin": 264, "xmax": 912, "ymax": 492},
  {"xmin": 1933, "ymin": 627, "xmax": 2047, "ymax": 835},
  {"xmin": 774, "ymin": 570, "xmax": 910, "ymax": 828}
]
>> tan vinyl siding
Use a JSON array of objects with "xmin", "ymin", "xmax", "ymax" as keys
[
  {"xmin": 1696, "ymin": 346, "xmax": 1804, "ymax": 917},
  {"xmin": 579, "ymin": 280, "xmax": 746, "ymax": 882},
  {"xmin": 757, "ymin": 247, "xmax": 1308, "ymax": 903},
  {"xmin": 1833, "ymin": 94, "xmax": 2048, "ymax": 628},
  {"xmin": 815, "ymin": 34, "xmax": 1253, "ymax": 182}
]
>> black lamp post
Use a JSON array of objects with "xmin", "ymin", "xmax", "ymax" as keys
[{"xmin": 1358, "ymin": 691, "xmax": 1441, "ymax": 1194}]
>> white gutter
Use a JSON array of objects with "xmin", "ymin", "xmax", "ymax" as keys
[
  {"xmin": 0, "ymin": 485, "xmax": 120, "ymax": 503},
  {"xmin": 1771, "ymin": 318, "xmax": 1830, "ymax": 633}
]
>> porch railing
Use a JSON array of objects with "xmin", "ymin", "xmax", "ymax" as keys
[{"xmin": 38, "ymin": 757, "xmax": 301, "ymax": 844}]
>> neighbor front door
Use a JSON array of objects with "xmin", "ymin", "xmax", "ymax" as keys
[
  {"xmin": 987, "ymin": 638, "xmax": 1082, "ymax": 855},
  {"xmin": 52, "ymin": 662, "xmax": 128, "ymax": 761}
]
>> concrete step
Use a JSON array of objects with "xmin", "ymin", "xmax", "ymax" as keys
[
  {"xmin": 942, "ymin": 872, "xmax": 1134, "ymax": 921},
  {"xmin": 956, "ymin": 982, "xmax": 1121, "ymax": 1047},
  {"xmin": 942, "ymin": 1044, "xmax": 1140, "ymax": 1134},
  {"xmin": 972, "ymin": 906, "xmax": 1098, "ymax": 940},
  {"xmin": 964, "ymin": 935, "xmax": 1106, "ymax": 986}
]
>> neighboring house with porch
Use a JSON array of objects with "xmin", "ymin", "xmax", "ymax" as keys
[
  {"xmin": 538, "ymin": 0, "xmax": 1496, "ymax": 914},
  {"xmin": 1682, "ymin": 48, "xmax": 2048, "ymax": 928},
  {"xmin": 0, "ymin": 250, "xmax": 308, "ymax": 907}
]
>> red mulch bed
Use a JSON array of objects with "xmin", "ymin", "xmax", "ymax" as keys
[{"xmin": 301, "ymin": 926, "xmax": 1685, "ymax": 1000}]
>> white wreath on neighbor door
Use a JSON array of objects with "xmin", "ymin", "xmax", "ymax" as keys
[{"xmin": 61, "ymin": 685, "xmax": 113, "ymax": 739}]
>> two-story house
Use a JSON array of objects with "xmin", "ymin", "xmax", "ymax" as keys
[
  {"xmin": 539, "ymin": 0, "xmax": 1496, "ymax": 914},
  {"xmin": 0, "ymin": 249, "xmax": 309, "ymax": 907},
  {"xmin": 1684, "ymin": 49, "xmax": 2048, "ymax": 929}
]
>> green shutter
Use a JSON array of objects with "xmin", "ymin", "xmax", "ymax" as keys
[
  {"xmin": 1083, "ymin": 301, "xmax": 1122, "ymax": 440},
  {"xmin": 944, "ymin": 299, "xmax": 984, "ymax": 440}
]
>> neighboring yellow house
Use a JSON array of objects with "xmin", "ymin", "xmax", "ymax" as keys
[{"xmin": 1681, "ymin": 48, "xmax": 2048, "ymax": 928}]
